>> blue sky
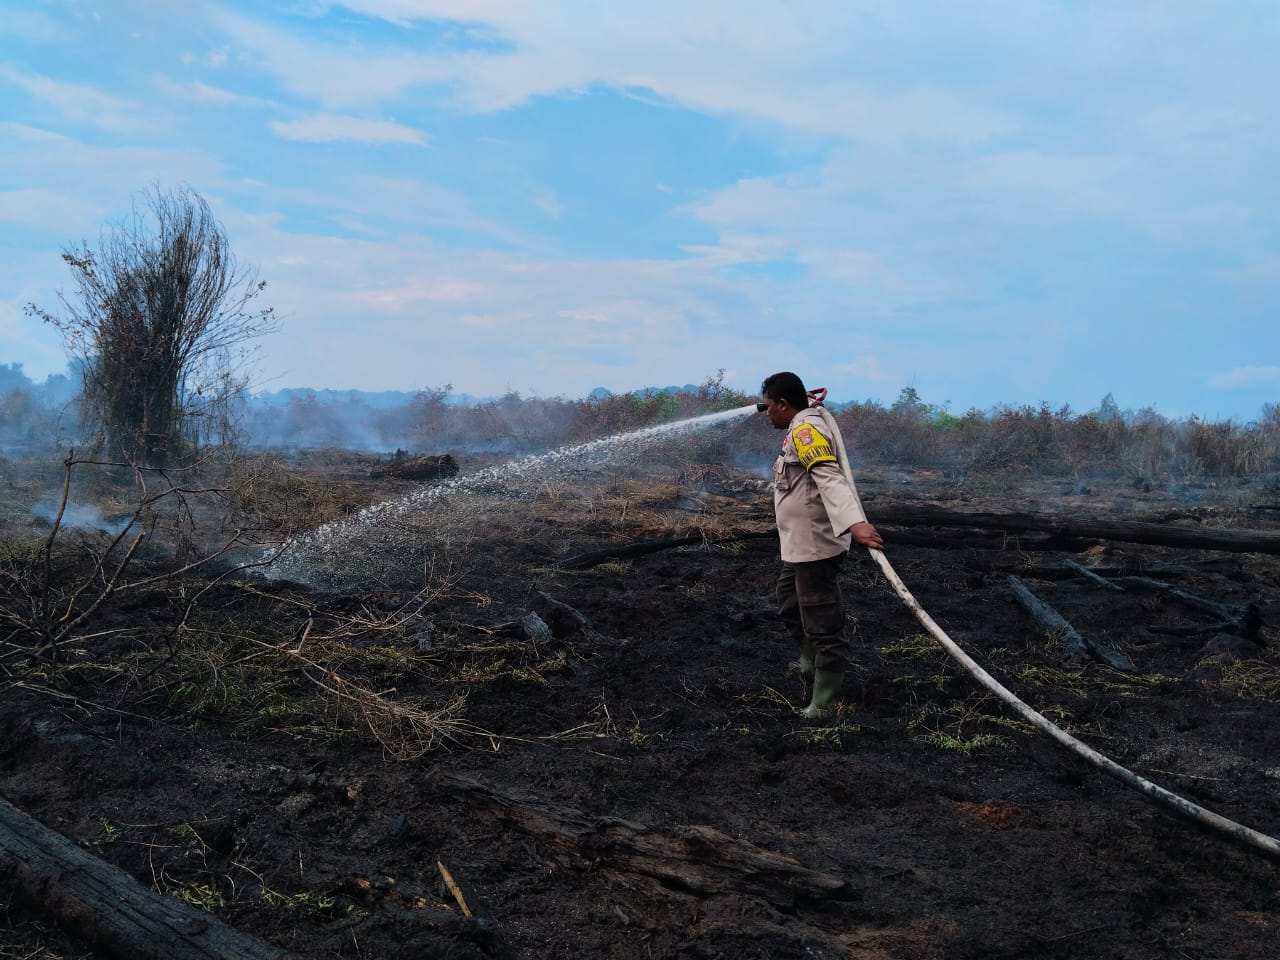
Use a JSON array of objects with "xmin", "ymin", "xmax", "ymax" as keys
[{"xmin": 1, "ymin": 1, "xmax": 1277, "ymax": 420}]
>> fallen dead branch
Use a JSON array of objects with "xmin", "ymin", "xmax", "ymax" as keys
[
  {"xmin": 1007, "ymin": 576, "xmax": 1135, "ymax": 672},
  {"xmin": 1008, "ymin": 575, "xmax": 1088, "ymax": 662},
  {"xmin": 1122, "ymin": 576, "xmax": 1263, "ymax": 644},
  {"xmin": 224, "ymin": 624, "xmax": 484, "ymax": 759},
  {"xmin": 558, "ymin": 500, "xmax": 1280, "ymax": 569},
  {"xmin": 296, "ymin": 654, "xmax": 472, "ymax": 760},
  {"xmin": 1062, "ymin": 559, "xmax": 1125, "ymax": 592},
  {"xmin": 868, "ymin": 503, "xmax": 1280, "ymax": 555},
  {"xmin": 435, "ymin": 860, "xmax": 473, "ymax": 917},
  {"xmin": 173, "ymin": 599, "xmax": 487, "ymax": 759},
  {"xmin": 873, "ymin": 528, "xmax": 1074, "ymax": 551},
  {"xmin": 1146, "ymin": 623, "xmax": 1259, "ymax": 643},
  {"xmin": 427, "ymin": 771, "xmax": 852, "ymax": 905},
  {"xmin": 0, "ymin": 795, "xmax": 295, "ymax": 960}
]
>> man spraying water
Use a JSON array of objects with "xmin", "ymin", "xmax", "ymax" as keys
[{"xmin": 759, "ymin": 372, "xmax": 884, "ymax": 719}]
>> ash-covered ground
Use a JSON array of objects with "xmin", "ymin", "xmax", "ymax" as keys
[{"xmin": 2, "ymin": 460, "xmax": 1279, "ymax": 959}]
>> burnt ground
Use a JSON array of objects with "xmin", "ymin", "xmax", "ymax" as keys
[{"xmin": 2, "ymin": 462, "xmax": 1279, "ymax": 959}]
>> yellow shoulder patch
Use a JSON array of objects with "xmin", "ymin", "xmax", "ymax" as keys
[{"xmin": 790, "ymin": 423, "xmax": 836, "ymax": 470}]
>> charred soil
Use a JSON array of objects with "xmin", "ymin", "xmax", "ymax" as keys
[{"xmin": 2, "ymin": 462, "xmax": 1279, "ymax": 959}]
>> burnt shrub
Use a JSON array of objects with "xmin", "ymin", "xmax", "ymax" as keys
[
  {"xmin": 837, "ymin": 400, "xmax": 940, "ymax": 467},
  {"xmin": 1186, "ymin": 417, "xmax": 1269, "ymax": 478}
]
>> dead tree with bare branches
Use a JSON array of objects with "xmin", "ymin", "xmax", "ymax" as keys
[{"xmin": 27, "ymin": 185, "xmax": 277, "ymax": 466}]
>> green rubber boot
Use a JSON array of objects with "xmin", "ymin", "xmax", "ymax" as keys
[
  {"xmin": 787, "ymin": 638, "xmax": 816, "ymax": 678},
  {"xmin": 799, "ymin": 668, "xmax": 844, "ymax": 721}
]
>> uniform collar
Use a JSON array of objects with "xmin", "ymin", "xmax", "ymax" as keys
[{"xmin": 788, "ymin": 407, "xmax": 821, "ymax": 428}]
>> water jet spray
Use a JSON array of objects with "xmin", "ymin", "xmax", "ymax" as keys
[{"xmin": 263, "ymin": 404, "xmax": 760, "ymax": 586}]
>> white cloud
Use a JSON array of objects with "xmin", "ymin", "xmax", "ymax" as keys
[
  {"xmin": 328, "ymin": 175, "xmax": 533, "ymax": 245},
  {"xmin": 268, "ymin": 113, "xmax": 428, "ymax": 144},
  {"xmin": 218, "ymin": 221, "xmax": 765, "ymax": 394},
  {"xmin": 833, "ymin": 355, "xmax": 896, "ymax": 387},
  {"xmin": 0, "ymin": 67, "xmax": 150, "ymax": 133},
  {"xmin": 1208, "ymin": 366, "xmax": 1280, "ymax": 389},
  {"xmin": 2, "ymin": 2, "xmax": 1277, "ymax": 419},
  {"xmin": 320, "ymin": 1, "xmax": 524, "ymax": 29},
  {"xmin": 0, "ymin": 122, "xmax": 74, "ymax": 144},
  {"xmin": 797, "ymin": 248, "xmax": 908, "ymax": 293},
  {"xmin": 0, "ymin": 189, "xmax": 100, "ymax": 229},
  {"xmin": 152, "ymin": 75, "xmax": 276, "ymax": 108},
  {"xmin": 350, "ymin": 277, "xmax": 484, "ymax": 309},
  {"xmin": 680, "ymin": 231, "xmax": 792, "ymax": 268},
  {"xmin": 963, "ymin": 150, "xmax": 1132, "ymax": 219},
  {"xmin": 529, "ymin": 188, "xmax": 561, "ymax": 220},
  {"xmin": 0, "ymin": 9, "xmax": 64, "ymax": 43},
  {"xmin": 0, "ymin": 127, "xmax": 229, "ymax": 225},
  {"xmin": 208, "ymin": 6, "xmax": 1013, "ymax": 144},
  {"xmin": 210, "ymin": 8, "xmax": 455, "ymax": 110},
  {"xmin": 688, "ymin": 175, "xmax": 811, "ymax": 230},
  {"xmin": 684, "ymin": 161, "xmax": 961, "ymax": 307}
]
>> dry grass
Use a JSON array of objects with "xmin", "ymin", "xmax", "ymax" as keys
[
  {"xmin": 1203, "ymin": 653, "xmax": 1280, "ymax": 701},
  {"xmin": 300, "ymin": 657, "xmax": 474, "ymax": 760},
  {"xmin": 226, "ymin": 452, "xmax": 390, "ymax": 533}
]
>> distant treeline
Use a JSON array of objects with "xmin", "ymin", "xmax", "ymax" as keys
[
  {"xmin": 2, "ymin": 365, "xmax": 1277, "ymax": 485},
  {"xmin": 833, "ymin": 390, "xmax": 1280, "ymax": 485},
  {"xmin": 239, "ymin": 377, "xmax": 755, "ymax": 455},
  {"xmin": 0, "ymin": 362, "xmax": 78, "ymax": 454}
]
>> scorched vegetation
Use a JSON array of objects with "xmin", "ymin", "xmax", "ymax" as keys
[{"xmin": 1, "ymin": 386, "xmax": 1279, "ymax": 960}]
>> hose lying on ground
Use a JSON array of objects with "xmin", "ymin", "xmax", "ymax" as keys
[{"xmin": 812, "ymin": 402, "xmax": 1280, "ymax": 861}]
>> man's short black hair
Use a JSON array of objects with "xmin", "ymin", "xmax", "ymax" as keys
[{"xmin": 761, "ymin": 372, "xmax": 808, "ymax": 411}]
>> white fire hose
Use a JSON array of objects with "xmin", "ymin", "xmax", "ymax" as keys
[{"xmin": 810, "ymin": 398, "xmax": 1280, "ymax": 860}]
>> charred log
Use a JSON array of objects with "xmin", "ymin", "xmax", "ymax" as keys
[
  {"xmin": 990, "ymin": 562, "xmax": 1191, "ymax": 581},
  {"xmin": 1122, "ymin": 576, "xmax": 1264, "ymax": 644},
  {"xmin": 1062, "ymin": 559, "xmax": 1125, "ymax": 592},
  {"xmin": 875, "ymin": 529, "xmax": 1096, "ymax": 551},
  {"xmin": 0, "ymin": 796, "xmax": 295, "ymax": 960},
  {"xmin": 426, "ymin": 771, "xmax": 851, "ymax": 906},
  {"xmin": 1195, "ymin": 633, "xmax": 1266, "ymax": 663},
  {"xmin": 1007, "ymin": 575, "xmax": 1088, "ymax": 662},
  {"xmin": 557, "ymin": 528, "xmax": 1085, "ymax": 568},
  {"xmin": 1007, "ymin": 576, "xmax": 1136, "ymax": 671},
  {"xmin": 869, "ymin": 503, "xmax": 1280, "ymax": 555},
  {"xmin": 370, "ymin": 453, "xmax": 459, "ymax": 481},
  {"xmin": 561, "ymin": 501, "xmax": 1280, "ymax": 570},
  {"xmin": 1147, "ymin": 622, "xmax": 1250, "ymax": 639}
]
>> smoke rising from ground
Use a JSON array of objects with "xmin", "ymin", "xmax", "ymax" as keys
[{"xmin": 31, "ymin": 497, "xmax": 131, "ymax": 534}]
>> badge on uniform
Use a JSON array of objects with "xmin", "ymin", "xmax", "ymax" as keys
[{"xmin": 791, "ymin": 424, "xmax": 836, "ymax": 469}]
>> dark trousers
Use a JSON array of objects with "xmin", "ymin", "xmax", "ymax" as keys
[{"xmin": 776, "ymin": 553, "xmax": 849, "ymax": 672}]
